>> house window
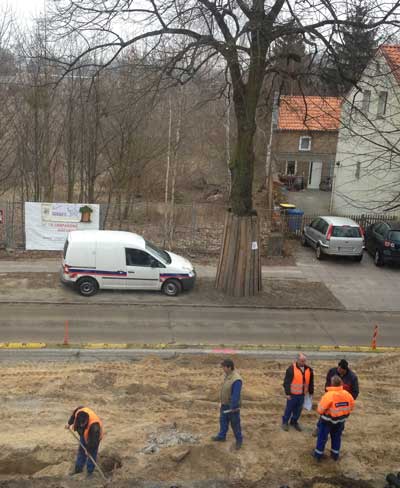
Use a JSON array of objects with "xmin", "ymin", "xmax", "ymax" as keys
[
  {"xmin": 286, "ymin": 160, "xmax": 297, "ymax": 175},
  {"xmin": 299, "ymin": 136, "xmax": 311, "ymax": 151},
  {"xmin": 377, "ymin": 91, "xmax": 388, "ymax": 117},
  {"xmin": 355, "ymin": 161, "xmax": 361, "ymax": 179},
  {"xmin": 362, "ymin": 90, "xmax": 371, "ymax": 113},
  {"xmin": 328, "ymin": 160, "xmax": 335, "ymax": 178}
]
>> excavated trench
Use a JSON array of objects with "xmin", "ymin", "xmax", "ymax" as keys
[{"xmin": 0, "ymin": 446, "xmax": 122, "ymax": 478}]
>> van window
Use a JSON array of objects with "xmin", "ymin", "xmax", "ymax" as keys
[
  {"xmin": 63, "ymin": 239, "xmax": 69, "ymax": 259},
  {"xmin": 126, "ymin": 249, "xmax": 153, "ymax": 267},
  {"xmin": 332, "ymin": 226, "xmax": 361, "ymax": 238},
  {"xmin": 145, "ymin": 240, "xmax": 171, "ymax": 264}
]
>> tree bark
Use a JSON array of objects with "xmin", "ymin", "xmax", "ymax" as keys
[{"xmin": 215, "ymin": 211, "xmax": 262, "ymax": 296}]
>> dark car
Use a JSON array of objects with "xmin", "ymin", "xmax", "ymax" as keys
[{"xmin": 365, "ymin": 221, "xmax": 400, "ymax": 266}]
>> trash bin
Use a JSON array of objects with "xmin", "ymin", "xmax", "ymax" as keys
[
  {"xmin": 287, "ymin": 208, "xmax": 304, "ymax": 232},
  {"xmin": 279, "ymin": 203, "xmax": 296, "ymax": 211}
]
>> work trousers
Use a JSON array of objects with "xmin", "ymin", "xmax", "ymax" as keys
[
  {"xmin": 282, "ymin": 394, "xmax": 304, "ymax": 425},
  {"xmin": 314, "ymin": 420, "xmax": 345, "ymax": 460},
  {"xmin": 216, "ymin": 404, "xmax": 242, "ymax": 442},
  {"xmin": 75, "ymin": 434, "xmax": 100, "ymax": 474}
]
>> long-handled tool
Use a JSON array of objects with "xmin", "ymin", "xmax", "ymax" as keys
[
  {"xmin": 223, "ymin": 408, "xmax": 240, "ymax": 414},
  {"xmin": 68, "ymin": 428, "xmax": 108, "ymax": 482}
]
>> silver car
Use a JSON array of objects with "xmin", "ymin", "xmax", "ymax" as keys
[{"xmin": 301, "ymin": 216, "xmax": 364, "ymax": 261}]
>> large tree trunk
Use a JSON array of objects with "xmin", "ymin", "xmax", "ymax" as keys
[
  {"xmin": 215, "ymin": 211, "xmax": 262, "ymax": 296},
  {"xmin": 216, "ymin": 109, "xmax": 262, "ymax": 296}
]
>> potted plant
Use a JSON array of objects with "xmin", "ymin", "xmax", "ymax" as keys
[{"xmin": 79, "ymin": 205, "xmax": 93, "ymax": 223}]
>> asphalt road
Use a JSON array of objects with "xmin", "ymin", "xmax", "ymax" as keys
[{"xmin": 0, "ymin": 303, "xmax": 398, "ymax": 347}]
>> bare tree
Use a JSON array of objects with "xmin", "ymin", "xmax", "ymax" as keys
[{"xmin": 49, "ymin": 0, "xmax": 400, "ymax": 295}]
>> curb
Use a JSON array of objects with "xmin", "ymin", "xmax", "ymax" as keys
[
  {"xmin": 0, "ymin": 300, "xmax": 347, "ymax": 311},
  {"xmin": 0, "ymin": 342, "xmax": 399, "ymax": 353}
]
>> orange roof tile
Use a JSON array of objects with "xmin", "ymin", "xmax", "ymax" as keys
[
  {"xmin": 379, "ymin": 44, "xmax": 400, "ymax": 83},
  {"xmin": 277, "ymin": 96, "xmax": 342, "ymax": 131}
]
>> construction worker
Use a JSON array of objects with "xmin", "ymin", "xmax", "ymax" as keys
[
  {"xmin": 313, "ymin": 375, "xmax": 355, "ymax": 461},
  {"xmin": 65, "ymin": 406, "xmax": 103, "ymax": 476},
  {"xmin": 211, "ymin": 358, "xmax": 243, "ymax": 450},
  {"xmin": 325, "ymin": 359, "xmax": 359, "ymax": 399},
  {"xmin": 281, "ymin": 352, "xmax": 314, "ymax": 431}
]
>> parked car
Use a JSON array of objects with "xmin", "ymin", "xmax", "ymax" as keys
[
  {"xmin": 301, "ymin": 216, "xmax": 364, "ymax": 261},
  {"xmin": 365, "ymin": 221, "xmax": 400, "ymax": 266},
  {"xmin": 61, "ymin": 230, "xmax": 196, "ymax": 296}
]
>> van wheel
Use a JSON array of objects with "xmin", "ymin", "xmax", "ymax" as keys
[
  {"xmin": 315, "ymin": 246, "xmax": 323, "ymax": 260},
  {"xmin": 374, "ymin": 250, "xmax": 384, "ymax": 267},
  {"xmin": 162, "ymin": 279, "xmax": 182, "ymax": 297},
  {"xmin": 77, "ymin": 277, "xmax": 98, "ymax": 297}
]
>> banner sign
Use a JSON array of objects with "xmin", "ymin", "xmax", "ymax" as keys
[{"xmin": 25, "ymin": 202, "xmax": 100, "ymax": 250}]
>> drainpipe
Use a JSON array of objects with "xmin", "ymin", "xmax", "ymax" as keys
[{"xmin": 329, "ymin": 161, "xmax": 340, "ymax": 213}]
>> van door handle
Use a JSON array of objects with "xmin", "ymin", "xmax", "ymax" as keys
[{"xmin": 128, "ymin": 271, "xmax": 135, "ymax": 274}]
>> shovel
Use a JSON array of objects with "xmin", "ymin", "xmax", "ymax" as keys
[{"xmin": 68, "ymin": 428, "xmax": 108, "ymax": 482}]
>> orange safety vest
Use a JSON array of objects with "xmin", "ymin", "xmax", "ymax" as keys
[
  {"xmin": 290, "ymin": 363, "xmax": 311, "ymax": 395},
  {"xmin": 317, "ymin": 386, "xmax": 355, "ymax": 424},
  {"xmin": 74, "ymin": 407, "xmax": 103, "ymax": 443}
]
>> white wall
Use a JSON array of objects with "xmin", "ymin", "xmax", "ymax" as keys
[{"xmin": 332, "ymin": 52, "xmax": 400, "ymax": 215}]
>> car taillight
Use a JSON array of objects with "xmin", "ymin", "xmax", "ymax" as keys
[
  {"xmin": 359, "ymin": 226, "xmax": 365, "ymax": 238},
  {"xmin": 326, "ymin": 224, "xmax": 333, "ymax": 240},
  {"xmin": 384, "ymin": 241, "xmax": 394, "ymax": 248},
  {"xmin": 63, "ymin": 264, "xmax": 69, "ymax": 273}
]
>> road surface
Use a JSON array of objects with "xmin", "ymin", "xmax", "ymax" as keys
[{"xmin": 0, "ymin": 303, "xmax": 397, "ymax": 347}]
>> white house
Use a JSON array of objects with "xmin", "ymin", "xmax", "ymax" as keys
[{"xmin": 331, "ymin": 45, "xmax": 400, "ymax": 215}]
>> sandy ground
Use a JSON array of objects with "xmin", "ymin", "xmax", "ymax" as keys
[
  {"xmin": 0, "ymin": 273, "xmax": 342, "ymax": 309},
  {"xmin": 0, "ymin": 354, "xmax": 397, "ymax": 488}
]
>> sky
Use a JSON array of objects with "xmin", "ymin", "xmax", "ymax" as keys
[{"xmin": 5, "ymin": 0, "xmax": 46, "ymax": 20}]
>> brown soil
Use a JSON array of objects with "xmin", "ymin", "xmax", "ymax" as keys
[
  {"xmin": 0, "ymin": 274, "xmax": 342, "ymax": 309},
  {"xmin": 0, "ymin": 354, "xmax": 396, "ymax": 487}
]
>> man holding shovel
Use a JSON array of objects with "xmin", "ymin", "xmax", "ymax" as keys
[
  {"xmin": 211, "ymin": 358, "xmax": 243, "ymax": 450},
  {"xmin": 65, "ymin": 406, "xmax": 103, "ymax": 477}
]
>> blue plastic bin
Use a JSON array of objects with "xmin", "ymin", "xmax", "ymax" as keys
[{"xmin": 287, "ymin": 208, "xmax": 304, "ymax": 232}]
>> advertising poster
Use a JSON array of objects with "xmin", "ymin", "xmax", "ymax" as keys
[{"xmin": 25, "ymin": 202, "xmax": 100, "ymax": 250}]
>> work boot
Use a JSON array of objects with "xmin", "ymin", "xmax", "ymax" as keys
[
  {"xmin": 211, "ymin": 436, "xmax": 226, "ymax": 442},
  {"xmin": 69, "ymin": 467, "xmax": 83, "ymax": 477},
  {"xmin": 292, "ymin": 422, "xmax": 302, "ymax": 432},
  {"xmin": 235, "ymin": 441, "xmax": 242, "ymax": 450},
  {"xmin": 281, "ymin": 423, "xmax": 289, "ymax": 432},
  {"xmin": 311, "ymin": 451, "xmax": 323, "ymax": 462},
  {"xmin": 330, "ymin": 451, "xmax": 339, "ymax": 461}
]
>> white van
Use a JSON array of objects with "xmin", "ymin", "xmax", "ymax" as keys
[{"xmin": 61, "ymin": 230, "xmax": 196, "ymax": 297}]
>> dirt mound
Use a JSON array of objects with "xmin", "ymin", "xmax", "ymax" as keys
[{"xmin": 0, "ymin": 355, "xmax": 394, "ymax": 488}]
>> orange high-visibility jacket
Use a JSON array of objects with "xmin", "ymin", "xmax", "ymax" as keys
[
  {"xmin": 317, "ymin": 386, "xmax": 355, "ymax": 424},
  {"xmin": 74, "ymin": 407, "xmax": 104, "ymax": 443},
  {"xmin": 290, "ymin": 363, "xmax": 311, "ymax": 395}
]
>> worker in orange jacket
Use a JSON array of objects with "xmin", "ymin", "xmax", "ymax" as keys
[
  {"xmin": 313, "ymin": 376, "xmax": 354, "ymax": 461},
  {"xmin": 65, "ymin": 406, "xmax": 103, "ymax": 476}
]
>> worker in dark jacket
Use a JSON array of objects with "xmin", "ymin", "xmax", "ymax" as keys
[
  {"xmin": 65, "ymin": 406, "xmax": 103, "ymax": 476},
  {"xmin": 325, "ymin": 359, "xmax": 359, "ymax": 399},
  {"xmin": 282, "ymin": 353, "xmax": 314, "ymax": 432},
  {"xmin": 211, "ymin": 358, "xmax": 243, "ymax": 450}
]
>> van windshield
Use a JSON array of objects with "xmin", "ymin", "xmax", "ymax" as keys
[{"xmin": 145, "ymin": 240, "xmax": 171, "ymax": 264}]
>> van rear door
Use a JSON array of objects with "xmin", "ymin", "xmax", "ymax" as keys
[
  {"xmin": 125, "ymin": 248, "xmax": 161, "ymax": 290},
  {"xmin": 95, "ymin": 241, "xmax": 127, "ymax": 289}
]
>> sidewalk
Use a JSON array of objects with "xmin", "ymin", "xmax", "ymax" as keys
[{"xmin": 0, "ymin": 245, "xmax": 398, "ymax": 311}]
